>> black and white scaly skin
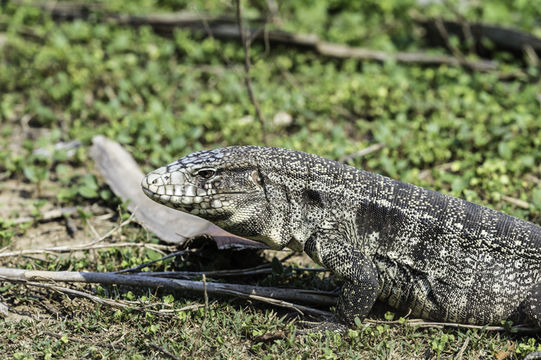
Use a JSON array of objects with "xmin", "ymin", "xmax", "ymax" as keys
[{"xmin": 142, "ymin": 146, "xmax": 541, "ymax": 329}]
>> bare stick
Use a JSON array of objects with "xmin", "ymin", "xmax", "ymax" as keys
[
  {"xmin": 0, "ymin": 242, "xmax": 173, "ymax": 258},
  {"xmin": 501, "ymin": 195, "xmax": 530, "ymax": 209},
  {"xmin": 0, "ymin": 268, "xmax": 336, "ymax": 315},
  {"xmin": 133, "ymin": 265, "xmax": 328, "ymax": 279},
  {"xmin": 0, "ymin": 214, "xmax": 150, "ymax": 258},
  {"xmin": 279, "ymin": 251, "xmax": 297, "ymax": 263},
  {"xmin": 114, "ymin": 249, "xmax": 194, "ymax": 274},
  {"xmin": 202, "ymin": 274, "xmax": 208, "ymax": 326},
  {"xmin": 363, "ymin": 318, "xmax": 537, "ymax": 333},
  {"xmin": 148, "ymin": 343, "xmax": 180, "ymax": 360},
  {"xmin": 441, "ymin": 0, "xmax": 476, "ymax": 54},
  {"xmin": 87, "ymin": 211, "xmax": 137, "ymax": 246},
  {"xmin": 411, "ymin": 11, "xmax": 541, "ymax": 55},
  {"xmin": 524, "ymin": 44, "xmax": 540, "ymax": 67},
  {"xmin": 433, "ymin": 17, "xmax": 478, "ymax": 72},
  {"xmin": 315, "ymin": 41, "xmax": 496, "ymax": 72},
  {"xmin": 246, "ymin": 293, "xmax": 332, "ymax": 317},
  {"xmin": 456, "ymin": 336, "xmax": 470, "ymax": 360},
  {"xmin": 525, "ymin": 174, "xmax": 541, "ymax": 186},
  {"xmin": 235, "ymin": 0, "xmax": 268, "ymax": 145},
  {"xmin": 340, "ymin": 143, "xmax": 386, "ymax": 163},
  {"xmin": 23, "ymin": 281, "xmax": 178, "ymax": 317}
]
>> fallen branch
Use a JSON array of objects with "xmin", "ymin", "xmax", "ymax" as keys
[
  {"xmin": 23, "ymin": 1, "xmax": 499, "ymax": 71},
  {"xmin": 0, "ymin": 268, "xmax": 336, "ymax": 317},
  {"xmin": 412, "ymin": 11, "xmax": 541, "ymax": 56},
  {"xmin": 133, "ymin": 265, "xmax": 328, "ymax": 279},
  {"xmin": 114, "ymin": 249, "xmax": 327, "ymax": 277},
  {"xmin": 315, "ymin": 41, "xmax": 496, "ymax": 71},
  {"xmin": 3, "ymin": 267, "xmax": 535, "ymax": 331}
]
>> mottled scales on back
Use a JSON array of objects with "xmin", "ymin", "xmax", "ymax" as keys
[{"xmin": 141, "ymin": 146, "xmax": 541, "ymax": 330}]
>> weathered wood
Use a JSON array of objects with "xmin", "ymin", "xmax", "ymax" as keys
[{"xmin": 90, "ymin": 135, "xmax": 265, "ymax": 249}]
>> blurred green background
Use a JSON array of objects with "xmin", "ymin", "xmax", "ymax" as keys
[
  {"xmin": 0, "ymin": 0, "xmax": 541, "ymax": 358},
  {"xmin": 1, "ymin": 0, "xmax": 540, "ymax": 221}
]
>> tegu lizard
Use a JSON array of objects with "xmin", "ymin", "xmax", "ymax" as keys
[{"xmin": 141, "ymin": 146, "xmax": 541, "ymax": 339}]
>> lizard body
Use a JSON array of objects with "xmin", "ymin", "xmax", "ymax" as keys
[{"xmin": 141, "ymin": 146, "xmax": 541, "ymax": 328}]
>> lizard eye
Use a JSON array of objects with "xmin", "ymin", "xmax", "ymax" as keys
[{"xmin": 197, "ymin": 169, "xmax": 216, "ymax": 179}]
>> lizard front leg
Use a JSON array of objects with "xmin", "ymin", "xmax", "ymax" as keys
[{"xmin": 304, "ymin": 231, "xmax": 380, "ymax": 327}]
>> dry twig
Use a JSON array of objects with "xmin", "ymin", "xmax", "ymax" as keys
[
  {"xmin": 114, "ymin": 249, "xmax": 194, "ymax": 274},
  {"xmin": 433, "ymin": 17, "xmax": 479, "ymax": 72},
  {"xmin": 0, "ymin": 242, "xmax": 173, "ymax": 259},
  {"xmin": 501, "ymin": 195, "xmax": 530, "ymax": 209},
  {"xmin": 0, "ymin": 268, "xmax": 336, "ymax": 316},
  {"xmin": 340, "ymin": 143, "xmax": 386, "ymax": 163},
  {"xmin": 235, "ymin": 0, "xmax": 268, "ymax": 145},
  {"xmin": 441, "ymin": 0, "xmax": 476, "ymax": 54},
  {"xmin": 411, "ymin": 11, "xmax": 541, "ymax": 57},
  {"xmin": 202, "ymin": 274, "xmax": 208, "ymax": 326},
  {"xmin": 363, "ymin": 318, "xmax": 537, "ymax": 333},
  {"xmin": 148, "ymin": 343, "xmax": 180, "ymax": 360},
  {"xmin": 456, "ymin": 336, "xmax": 471, "ymax": 360},
  {"xmin": 134, "ymin": 265, "xmax": 328, "ymax": 279},
  {"xmin": 525, "ymin": 174, "xmax": 541, "ymax": 185},
  {"xmin": 0, "ymin": 213, "xmax": 161, "ymax": 258},
  {"xmin": 22, "ymin": 281, "xmax": 178, "ymax": 317}
]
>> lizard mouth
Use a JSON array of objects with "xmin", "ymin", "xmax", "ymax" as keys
[
  {"xmin": 142, "ymin": 187, "xmax": 154, "ymax": 198},
  {"xmin": 142, "ymin": 185, "xmax": 231, "ymax": 212}
]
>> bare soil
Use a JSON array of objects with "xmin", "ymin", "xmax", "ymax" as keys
[{"xmin": 0, "ymin": 178, "xmax": 117, "ymax": 252}]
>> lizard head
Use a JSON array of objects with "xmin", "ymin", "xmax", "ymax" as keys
[{"xmin": 141, "ymin": 146, "xmax": 285, "ymax": 248}]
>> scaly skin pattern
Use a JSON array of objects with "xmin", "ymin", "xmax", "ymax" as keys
[{"xmin": 142, "ymin": 146, "xmax": 541, "ymax": 328}]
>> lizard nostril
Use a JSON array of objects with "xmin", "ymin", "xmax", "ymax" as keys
[{"xmin": 152, "ymin": 179, "xmax": 158, "ymax": 184}]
